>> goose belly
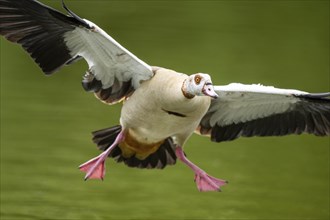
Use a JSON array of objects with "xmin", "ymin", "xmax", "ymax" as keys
[
  {"xmin": 120, "ymin": 90, "xmax": 210, "ymax": 144},
  {"xmin": 121, "ymin": 101, "xmax": 197, "ymax": 143}
]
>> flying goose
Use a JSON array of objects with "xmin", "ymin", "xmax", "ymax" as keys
[{"xmin": 1, "ymin": 0, "xmax": 329, "ymax": 192}]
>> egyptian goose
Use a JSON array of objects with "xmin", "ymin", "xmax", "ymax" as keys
[{"xmin": 1, "ymin": 0, "xmax": 329, "ymax": 192}]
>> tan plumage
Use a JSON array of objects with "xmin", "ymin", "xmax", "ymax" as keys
[{"xmin": 121, "ymin": 67, "xmax": 211, "ymax": 147}]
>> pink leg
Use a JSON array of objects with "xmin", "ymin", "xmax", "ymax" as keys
[
  {"xmin": 79, "ymin": 130, "xmax": 126, "ymax": 180},
  {"xmin": 175, "ymin": 147, "xmax": 228, "ymax": 192}
]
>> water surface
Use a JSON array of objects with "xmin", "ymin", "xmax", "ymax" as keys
[{"xmin": 1, "ymin": 1, "xmax": 329, "ymax": 219}]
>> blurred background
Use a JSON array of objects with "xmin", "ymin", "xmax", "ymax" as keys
[{"xmin": 1, "ymin": 0, "xmax": 329, "ymax": 219}]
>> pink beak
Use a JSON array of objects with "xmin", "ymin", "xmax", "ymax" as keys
[{"xmin": 202, "ymin": 83, "xmax": 218, "ymax": 99}]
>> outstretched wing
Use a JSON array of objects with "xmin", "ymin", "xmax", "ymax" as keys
[
  {"xmin": 0, "ymin": 0, "xmax": 153, "ymax": 104},
  {"xmin": 196, "ymin": 83, "xmax": 330, "ymax": 142}
]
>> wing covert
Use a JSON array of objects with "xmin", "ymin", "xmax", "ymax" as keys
[
  {"xmin": 197, "ymin": 83, "xmax": 330, "ymax": 142},
  {"xmin": 0, "ymin": 0, "xmax": 153, "ymax": 104}
]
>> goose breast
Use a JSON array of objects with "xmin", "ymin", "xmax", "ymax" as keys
[{"xmin": 120, "ymin": 68, "xmax": 211, "ymax": 144}]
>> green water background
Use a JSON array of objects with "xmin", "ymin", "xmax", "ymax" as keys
[{"xmin": 1, "ymin": 0, "xmax": 329, "ymax": 219}]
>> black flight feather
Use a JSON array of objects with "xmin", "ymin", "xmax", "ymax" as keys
[{"xmin": 0, "ymin": 0, "xmax": 90, "ymax": 74}]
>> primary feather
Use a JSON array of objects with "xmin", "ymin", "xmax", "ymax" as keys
[
  {"xmin": 0, "ymin": 0, "xmax": 153, "ymax": 105},
  {"xmin": 197, "ymin": 83, "xmax": 330, "ymax": 142}
]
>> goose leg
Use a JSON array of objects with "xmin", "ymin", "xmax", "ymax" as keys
[
  {"xmin": 175, "ymin": 147, "xmax": 228, "ymax": 192},
  {"xmin": 79, "ymin": 129, "xmax": 126, "ymax": 180}
]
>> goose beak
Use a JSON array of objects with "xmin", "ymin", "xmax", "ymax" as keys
[{"xmin": 202, "ymin": 83, "xmax": 218, "ymax": 99}]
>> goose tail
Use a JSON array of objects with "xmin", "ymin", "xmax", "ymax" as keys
[{"xmin": 92, "ymin": 125, "xmax": 177, "ymax": 169}]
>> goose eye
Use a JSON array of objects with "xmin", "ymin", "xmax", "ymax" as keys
[{"xmin": 194, "ymin": 75, "xmax": 202, "ymax": 85}]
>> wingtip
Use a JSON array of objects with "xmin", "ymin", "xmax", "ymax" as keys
[
  {"xmin": 61, "ymin": 0, "xmax": 91, "ymax": 29},
  {"xmin": 61, "ymin": 0, "xmax": 69, "ymax": 14},
  {"xmin": 295, "ymin": 92, "xmax": 330, "ymax": 99}
]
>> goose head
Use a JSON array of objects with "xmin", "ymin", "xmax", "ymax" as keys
[{"xmin": 182, "ymin": 73, "xmax": 218, "ymax": 99}]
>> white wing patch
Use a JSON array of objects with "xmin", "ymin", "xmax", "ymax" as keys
[
  {"xmin": 63, "ymin": 19, "xmax": 153, "ymax": 89},
  {"xmin": 214, "ymin": 83, "xmax": 308, "ymax": 95},
  {"xmin": 211, "ymin": 83, "xmax": 308, "ymax": 126}
]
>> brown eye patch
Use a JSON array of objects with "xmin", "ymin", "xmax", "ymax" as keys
[{"xmin": 194, "ymin": 75, "xmax": 202, "ymax": 85}]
